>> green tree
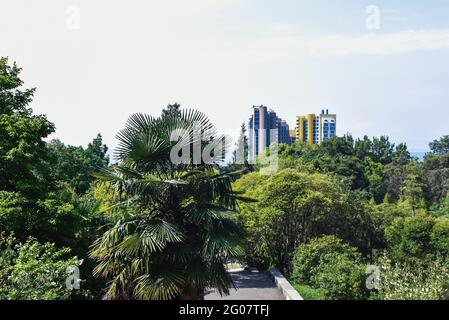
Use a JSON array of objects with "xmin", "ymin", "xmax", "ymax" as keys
[
  {"xmin": 236, "ymin": 169, "xmax": 370, "ymax": 272},
  {"xmin": 0, "ymin": 187, "xmax": 95, "ymax": 248},
  {"xmin": 365, "ymin": 158, "xmax": 386, "ymax": 203},
  {"xmin": 85, "ymin": 134, "xmax": 109, "ymax": 169},
  {"xmin": 393, "ymin": 143, "xmax": 411, "ymax": 162},
  {"xmin": 385, "ymin": 214, "xmax": 449, "ymax": 265},
  {"xmin": 354, "ymin": 135, "xmax": 395, "ymax": 164},
  {"xmin": 161, "ymin": 102, "xmax": 181, "ymax": 120},
  {"xmin": 322, "ymin": 135, "xmax": 354, "ymax": 157},
  {"xmin": 354, "ymin": 135, "xmax": 373, "ymax": 159},
  {"xmin": 430, "ymin": 136, "xmax": 449, "ymax": 155},
  {"xmin": 232, "ymin": 122, "xmax": 249, "ymax": 170},
  {"xmin": 430, "ymin": 218, "xmax": 449, "ymax": 258},
  {"xmin": 385, "ymin": 215, "xmax": 436, "ymax": 264},
  {"xmin": 90, "ymin": 108, "xmax": 244, "ymax": 300},
  {"xmin": 401, "ymin": 162, "xmax": 426, "ymax": 216},
  {"xmin": 423, "ymin": 153, "xmax": 449, "ymax": 204},
  {"xmin": 280, "ymin": 138, "xmax": 369, "ymax": 191},
  {"xmin": 371, "ymin": 136, "xmax": 395, "ymax": 164},
  {"xmin": 0, "ymin": 57, "xmax": 55, "ymax": 198},
  {"xmin": 383, "ymin": 146, "xmax": 410, "ymax": 202},
  {"xmin": 46, "ymin": 134, "xmax": 109, "ymax": 194},
  {"xmin": 367, "ymin": 200, "xmax": 407, "ymax": 251},
  {"xmin": 433, "ymin": 194, "xmax": 449, "ymax": 217}
]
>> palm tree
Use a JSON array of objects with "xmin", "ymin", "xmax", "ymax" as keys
[{"xmin": 90, "ymin": 109, "xmax": 246, "ymax": 300}]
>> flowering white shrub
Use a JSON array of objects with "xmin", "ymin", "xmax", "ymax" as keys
[{"xmin": 378, "ymin": 256, "xmax": 449, "ymax": 300}]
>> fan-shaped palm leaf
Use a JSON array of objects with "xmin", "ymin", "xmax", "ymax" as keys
[{"xmin": 90, "ymin": 107, "xmax": 248, "ymax": 300}]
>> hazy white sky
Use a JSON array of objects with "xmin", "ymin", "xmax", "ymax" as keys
[{"xmin": 1, "ymin": 0, "xmax": 449, "ymax": 152}]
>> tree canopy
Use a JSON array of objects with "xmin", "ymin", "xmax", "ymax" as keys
[{"xmin": 1, "ymin": 57, "xmax": 449, "ymax": 300}]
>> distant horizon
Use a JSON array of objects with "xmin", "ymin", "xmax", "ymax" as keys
[
  {"xmin": 2, "ymin": 0, "xmax": 447, "ymax": 152},
  {"xmin": 40, "ymin": 105, "xmax": 433, "ymax": 154}
]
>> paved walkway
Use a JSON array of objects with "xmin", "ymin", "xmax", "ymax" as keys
[{"xmin": 204, "ymin": 270, "xmax": 284, "ymax": 300}]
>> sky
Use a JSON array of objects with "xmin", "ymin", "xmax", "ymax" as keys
[{"xmin": 1, "ymin": 0, "xmax": 449, "ymax": 153}]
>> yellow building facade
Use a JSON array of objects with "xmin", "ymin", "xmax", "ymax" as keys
[{"xmin": 296, "ymin": 110, "xmax": 337, "ymax": 145}]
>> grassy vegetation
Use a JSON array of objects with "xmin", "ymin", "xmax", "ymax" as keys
[{"xmin": 292, "ymin": 283, "xmax": 325, "ymax": 300}]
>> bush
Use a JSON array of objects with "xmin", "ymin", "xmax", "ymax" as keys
[
  {"xmin": 292, "ymin": 283, "xmax": 325, "ymax": 300},
  {"xmin": 431, "ymin": 218, "xmax": 449, "ymax": 257},
  {"xmin": 0, "ymin": 191, "xmax": 28, "ymax": 234},
  {"xmin": 291, "ymin": 236, "xmax": 368, "ymax": 300},
  {"xmin": 291, "ymin": 235, "xmax": 358, "ymax": 283},
  {"xmin": 311, "ymin": 252, "xmax": 368, "ymax": 300},
  {"xmin": 0, "ymin": 235, "xmax": 84, "ymax": 300},
  {"xmin": 385, "ymin": 215, "xmax": 449, "ymax": 264},
  {"xmin": 367, "ymin": 201, "xmax": 407, "ymax": 250},
  {"xmin": 378, "ymin": 256, "xmax": 449, "ymax": 300}
]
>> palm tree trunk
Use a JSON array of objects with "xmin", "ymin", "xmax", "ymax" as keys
[{"xmin": 180, "ymin": 285, "xmax": 204, "ymax": 300}]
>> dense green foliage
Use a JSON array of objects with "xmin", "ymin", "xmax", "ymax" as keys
[
  {"xmin": 0, "ymin": 58, "xmax": 109, "ymax": 299},
  {"xmin": 291, "ymin": 236, "xmax": 368, "ymax": 300},
  {"xmin": 234, "ymin": 169, "xmax": 369, "ymax": 272},
  {"xmin": 292, "ymin": 283, "xmax": 325, "ymax": 300},
  {"xmin": 378, "ymin": 256, "xmax": 449, "ymax": 300},
  {"xmin": 0, "ymin": 58, "xmax": 55, "ymax": 198},
  {"xmin": 47, "ymin": 135, "xmax": 109, "ymax": 194},
  {"xmin": 235, "ymin": 133, "xmax": 449, "ymax": 300},
  {"xmin": 0, "ymin": 235, "xmax": 83, "ymax": 300},
  {"xmin": 385, "ymin": 215, "xmax": 449, "ymax": 263},
  {"xmin": 90, "ymin": 109, "xmax": 245, "ymax": 300},
  {"xmin": 1, "ymin": 57, "xmax": 449, "ymax": 300}
]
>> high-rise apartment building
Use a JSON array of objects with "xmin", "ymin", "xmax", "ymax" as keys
[
  {"xmin": 296, "ymin": 109, "xmax": 336, "ymax": 145},
  {"xmin": 277, "ymin": 119, "xmax": 291, "ymax": 147},
  {"xmin": 248, "ymin": 105, "xmax": 291, "ymax": 158},
  {"xmin": 289, "ymin": 130, "xmax": 297, "ymax": 145}
]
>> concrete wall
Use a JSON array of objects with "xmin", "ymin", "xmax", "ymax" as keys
[{"xmin": 268, "ymin": 269, "xmax": 304, "ymax": 300}]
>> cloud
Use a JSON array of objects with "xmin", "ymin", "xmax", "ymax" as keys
[
  {"xmin": 383, "ymin": 8, "xmax": 410, "ymax": 23},
  {"xmin": 240, "ymin": 29, "xmax": 449, "ymax": 61},
  {"xmin": 402, "ymin": 87, "xmax": 442, "ymax": 98},
  {"xmin": 152, "ymin": 0, "xmax": 241, "ymax": 15}
]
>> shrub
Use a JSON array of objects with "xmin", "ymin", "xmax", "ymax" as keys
[
  {"xmin": 385, "ymin": 215, "xmax": 435, "ymax": 263},
  {"xmin": 292, "ymin": 283, "xmax": 325, "ymax": 300},
  {"xmin": 291, "ymin": 236, "xmax": 368, "ymax": 300},
  {"xmin": 385, "ymin": 215, "xmax": 449, "ymax": 264},
  {"xmin": 0, "ymin": 235, "xmax": 84, "ymax": 300},
  {"xmin": 378, "ymin": 256, "xmax": 449, "ymax": 300},
  {"xmin": 311, "ymin": 252, "xmax": 368, "ymax": 300},
  {"xmin": 430, "ymin": 218, "xmax": 449, "ymax": 257},
  {"xmin": 291, "ymin": 235, "xmax": 358, "ymax": 283}
]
